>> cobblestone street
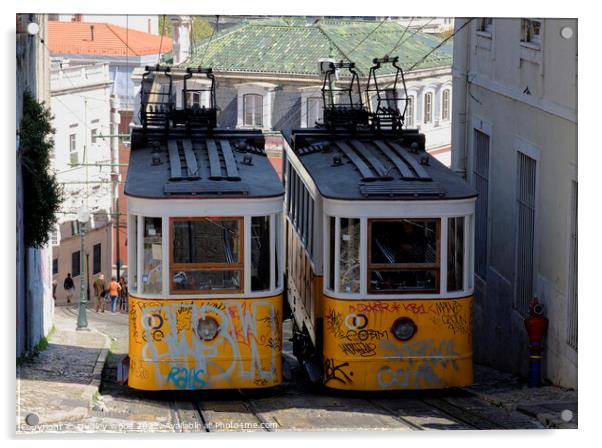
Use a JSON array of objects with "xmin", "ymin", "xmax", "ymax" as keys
[{"xmin": 16, "ymin": 306, "xmax": 577, "ymax": 433}]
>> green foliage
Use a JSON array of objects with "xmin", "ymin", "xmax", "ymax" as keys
[
  {"xmin": 158, "ymin": 15, "xmax": 214, "ymax": 44},
  {"xmin": 19, "ymin": 90, "xmax": 63, "ymax": 248}
]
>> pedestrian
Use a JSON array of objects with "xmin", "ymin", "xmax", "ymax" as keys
[
  {"xmin": 108, "ymin": 276, "xmax": 122, "ymax": 313},
  {"xmin": 63, "ymin": 273, "xmax": 75, "ymax": 304},
  {"xmin": 93, "ymin": 273, "xmax": 106, "ymax": 313},
  {"xmin": 118, "ymin": 275, "xmax": 128, "ymax": 312}
]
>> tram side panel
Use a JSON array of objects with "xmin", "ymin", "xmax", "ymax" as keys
[{"xmin": 286, "ymin": 220, "xmax": 322, "ymax": 347}]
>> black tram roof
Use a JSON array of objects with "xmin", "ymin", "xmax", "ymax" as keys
[
  {"xmin": 125, "ymin": 127, "xmax": 284, "ymax": 200},
  {"xmin": 284, "ymin": 128, "xmax": 477, "ymax": 201}
]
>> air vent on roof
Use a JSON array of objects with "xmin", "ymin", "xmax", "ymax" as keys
[{"xmin": 359, "ymin": 181, "xmax": 444, "ymax": 197}]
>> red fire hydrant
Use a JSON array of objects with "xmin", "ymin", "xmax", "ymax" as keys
[{"xmin": 524, "ymin": 297, "xmax": 549, "ymax": 387}]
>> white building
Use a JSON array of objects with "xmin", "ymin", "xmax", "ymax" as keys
[
  {"xmin": 50, "ymin": 63, "xmax": 116, "ymax": 303},
  {"xmin": 452, "ymin": 18, "xmax": 577, "ymax": 388},
  {"xmin": 56, "ymin": 14, "xmax": 159, "ymax": 35}
]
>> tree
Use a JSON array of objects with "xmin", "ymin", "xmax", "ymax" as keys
[
  {"xmin": 19, "ymin": 90, "xmax": 63, "ymax": 248},
  {"xmin": 158, "ymin": 15, "xmax": 214, "ymax": 44}
]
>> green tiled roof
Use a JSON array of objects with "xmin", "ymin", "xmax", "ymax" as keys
[{"xmin": 180, "ymin": 18, "xmax": 452, "ymax": 76}]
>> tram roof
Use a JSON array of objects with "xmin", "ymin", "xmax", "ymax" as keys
[
  {"xmin": 283, "ymin": 128, "xmax": 477, "ymax": 201},
  {"xmin": 125, "ymin": 127, "xmax": 284, "ymax": 200}
]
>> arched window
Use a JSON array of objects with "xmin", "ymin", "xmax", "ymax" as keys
[
  {"xmin": 243, "ymin": 94, "xmax": 263, "ymax": 127},
  {"xmin": 424, "ymin": 92, "xmax": 433, "ymax": 124},
  {"xmin": 405, "ymin": 96, "xmax": 414, "ymax": 127},
  {"xmin": 442, "ymin": 89, "xmax": 450, "ymax": 121}
]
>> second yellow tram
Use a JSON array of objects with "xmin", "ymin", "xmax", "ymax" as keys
[{"xmin": 283, "ymin": 58, "xmax": 477, "ymax": 391}]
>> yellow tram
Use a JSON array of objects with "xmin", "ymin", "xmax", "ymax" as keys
[
  {"xmin": 125, "ymin": 66, "xmax": 284, "ymax": 390},
  {"xmin": 283, "ymin": 58, "xmax": 477, "ymax": 391}
]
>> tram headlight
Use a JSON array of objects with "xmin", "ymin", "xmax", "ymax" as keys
[
  {"xmin": 391, "ymin": 317, "xmax": 417, "ymax": 341},
  {"xmin": 197, "ymin": 316, "xmax": 220, "ymax": 341}
]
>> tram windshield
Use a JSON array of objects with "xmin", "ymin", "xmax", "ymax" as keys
[
  {"xmin": 369, "ymin": 219, "xmax": 440, "ymax": 293},
  {"xmin": 170, "ymin": 217, "xmax": 243, "ymax": 294}
]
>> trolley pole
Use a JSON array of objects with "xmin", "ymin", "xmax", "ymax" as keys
[{"xmin": 110, "ymin": 94, "xmax": 121, "ymax": 280}]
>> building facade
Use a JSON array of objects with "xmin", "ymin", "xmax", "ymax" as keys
[
  {"xmin": 50, "ymin": 63, "xmax": 115, "ymax": 303},
  {"xmin": 47, "ymin": 20, "xmax": 173, "ymax": 276},
  {"xmin": 158, "ymin": 17, "xmax": 454, "ymax": 165},
  {"xmin": 16, "ymin": 13, "xmax": 54, "ymax": 356},
  {"xmin": 452, "ymin": 18, "xmax": 578, "ymax": 388}
]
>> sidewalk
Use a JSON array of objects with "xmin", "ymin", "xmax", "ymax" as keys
[
  {"xmin": 464, "ymin": 364, "xmax": 578, "ymax": 429},
  {"xmin": 16, "ymin": 303, "xmax": 110, "ymax": 433}
]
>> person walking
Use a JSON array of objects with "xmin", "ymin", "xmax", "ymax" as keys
[
  {"xmin": 93, "ymin": 273, "xmax": 106, "ymax": 313},
  {"xmin": 118, "ymin": 275, "xmax": 128, "ymax": 312},
  {"xmin": 108, "ymin": 276, "xmax": 122, "ymax": 313},
  {"xmin": 63, "ymin": 273, "xmax": 75, "ymax": 304}
]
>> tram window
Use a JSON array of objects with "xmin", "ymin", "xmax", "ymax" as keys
[
  {"xmin": 170, "ymin": 217, "xmax": 243, "ymax": 294},
  {"xmin": 447, "ymin": 217, "xmax": 465, "ymax": 292},
  {"xmin": 328, "ymin": 216, "xmax": 335, "ymax": 291},
  {"xmin": 339, "ymin": 218, "xmax": 360, "ymax": 293},
  {"xmin": 368, "ymin": 219, "xmax": 440, "ymax": 293},
  {"xmin": 275, "ymin": 214, "xmax": 282, "ymax": 289},
  {"xmin": 142, "ymin": 217, "xmax": 162, "ymax": 294},
  {"xmin": 251, "ymin": 216, "xmax": 270, "ymax": 291},
  {"xmin": 172, "ymin": 270, "xmax": 241, "ymax": 292},
  {"xmin": 370, "ymin": 270, "xmax": 438, "ymax": 292},
  {"xmin": 172, "ymin": 218, "xmax": 240, "ymax": 264},
  {"xmin": 130, "ymin": 215, "xmax": 137, "ymax": 293}
]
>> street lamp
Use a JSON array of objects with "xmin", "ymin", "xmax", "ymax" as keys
[{"xmin": 76, "ymin": 205, "xmax": 91, "ymax": 331}]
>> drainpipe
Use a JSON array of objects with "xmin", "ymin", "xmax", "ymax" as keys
[
  {"xmin": 110, "ymin": 94, "xmax": 121, "ymax": 278},
  {"xmin": 451, "ymin": 18, "xmax": 471, "ymax": 178}
]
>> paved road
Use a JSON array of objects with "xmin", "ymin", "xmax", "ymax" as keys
[{"xmin": 61, "ymin": 306, "xmax": 545, "ymax": 432}]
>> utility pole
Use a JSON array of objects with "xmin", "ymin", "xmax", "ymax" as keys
[{"xmin": 110, "ymin": 94, "xmax": 121, "ymax": 279}]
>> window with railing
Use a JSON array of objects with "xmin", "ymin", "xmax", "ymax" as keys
[
  {"xmin": 442, "ymin": 89, "xmax": 450, "ymax": 121},
  {"xmin": 368, "ymin": 219, "xmax": 440, "ymax": 293},
  {"xmin": 405, "ymin": 96, "xmax": 414, "ymax": 127},
  {"xmin": 423, "ymin": 92, "xmax": 433, "ymax": 124},
  {"xmin": 69, "ymin": 133, "xmax": 78, "ymax": 165},
  {"xmin": 170, "ymin": 217, "xmax": 243, "ymax": 294},
  {"xmin": 243, "ymin": 94, "xmax": 263, "ymax": 127}
]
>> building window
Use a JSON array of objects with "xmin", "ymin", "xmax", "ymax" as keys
[
  {"xmin": 53, "ymin": 258, "xmax": 59, "ymax": 275},
  {"xmin": 405, "ymin": 96, "xmax": 414, "ymax": 127},
  {"xmin": 93, "ymin": 243, "xmax": 101, "ymax": 274},
  {"xmin": 423, "ymin": 92, "xmax": 433, "ymax": 124},
  {"xmin": 170, "ymin": 217, "xmax": 243, "ymax": 294},
  {"xmin": 69, "ymin": 133, "xmax": 78, "ymax": 165},
  {"xmin": 473, "ymin": 129, "xmax": 490, "ymax": 280},
  {"xmin": 243, "ymin": 94, "xmax": 263, "ymax": 127},
  {"xmin": 142, "ymin": 217, "xmax": 162, "ymax": 294},
  {"xmin": 71, "ymin": 221, "xmax": 80, "ymax": 237},
  {"xmin": 306, "ymin": 97, "xmax": 323, "ymax": 127},
  {"xmin": 72, "ymin": 250, "xmax": 81, "ymax": 278},
  {"xmin": 521, "ymin": 19, "xmax": 542, "ymax": 47},
  {"xmin": 91, "ymin": 128, "xmax": 98, "ymax": 144},
  {"xmin": 515, "ymin": 152, "xmax": 537, "ymax": 315},
  {"xmin": 368, "ymin": 219, "xmax": 440, "ymax": 294},
  {"xmin": 442, "ymin": 89, "xmax": 450, "ymax": 121},
  {"xmin": 478, "ymin": 18, "xmax": 493, "ymax": 34}
]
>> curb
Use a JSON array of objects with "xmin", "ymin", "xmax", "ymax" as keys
[
  {"xmin": 83, "ymin": 331, "xmax": 111, "ymax": 409},
  {"xmin": 462, "ymin": 387, "xmax": 577, "ymax": 429}
]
